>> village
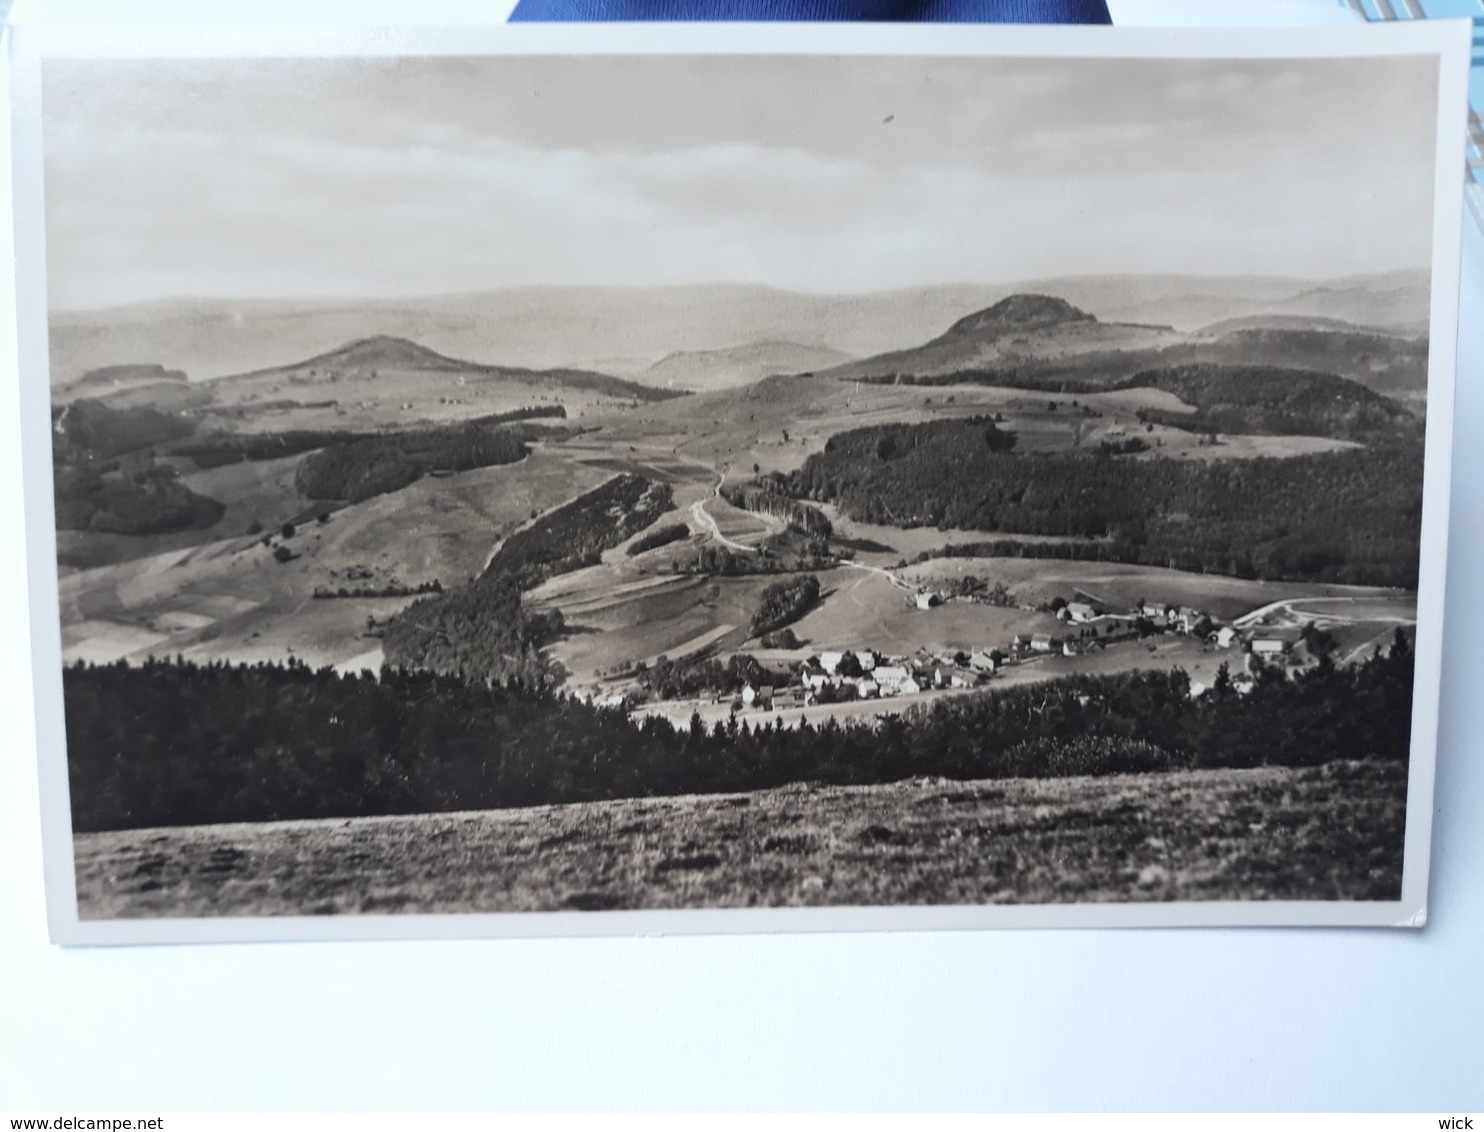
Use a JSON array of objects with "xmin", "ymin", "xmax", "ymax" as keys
[{"xmin": 625, "ymin": 583, "xmax": 1325, "ymax": 726}]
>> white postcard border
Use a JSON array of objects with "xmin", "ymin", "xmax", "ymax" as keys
[{"xmin": 8, "ymin": 19, "xmax": 1471, "ymax": 945}]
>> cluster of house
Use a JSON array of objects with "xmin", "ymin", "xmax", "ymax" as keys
[
  {"xmin": 739, "ymin": 647, "xmax": 1000, "ymax": 709},
  {"xmin": 729, "ymin": 597, "xmax": 1312, "ymax": 711}
]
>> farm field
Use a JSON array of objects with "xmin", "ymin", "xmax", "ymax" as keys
[
  {"xmin": 54, "ymin": 448, "xmax": 607, "ymax": 669},
  {"xmin": 899, "ymin": 557, "xmax": 1406, "ymax": 622},
  {"xmin": 73, "ymin": 759, "xmax": 1406, "ymax": 918}
]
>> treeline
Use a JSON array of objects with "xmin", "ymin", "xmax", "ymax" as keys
[
  {"xmin": 296, "ymin": 423, "xmax": 529, "ymax": 503},
  {"xmin": 53, "ymin": 399, "xmax": 194, "ymax": 462},
  {"xmin": 790, "ymin": 419, "xmax": 1423, "ymax": 587},
  {"xmin": 62, "ymin": 631, "xmax": 1413, "ymax": 832},
  {"xmin": 166, "ymin": 429, "xmax": 369, "ymax": 469},
  {"xmin": 627, "ymin": 523, "xmax": 690, "ymax": 556},
  {"xmin": 51, "ymin": 400, "xmax": 226, "ymax": 535},
  {"xmin": 1128, "ymin": 365, "xmax": 1417, "ymax": 442},
  {"xmin": 750, "ymin": 574, "xmax": 821, "ymax": 637},
  {"xmin": 635, "ymin": 654, "xmax": 772, "ymax": 701},
  {"xmin": 469, "ymin": 405, "xmax": 567, "ymax": 426},
  {"xmin": 842, "ymin": 350, "xmax": 1418, "ymax": 424},
  {"xmin": 722, "ymin": 481, "xmax": 834, "ymax": 538},
  {"xmin": 381, "ymin": 571, "xmax": 564, "ymax": 686},
  {"xmin": 853, "ymin": 364, "xmax": 1415, "ymax": 443},
  {"xmin": 672, "ymin": 537, "xmax": 835, "ymax": 578},
  {"xmin": 55, "ymin": 475, "xmax": 225, "ymax": 535},
  {"xmin": 485, "ymin": 474, "xmax": 674, "ymax": 589},
  {"xmin": 313, "ymin": 580, "xmax": 443, "ymax": 600}
]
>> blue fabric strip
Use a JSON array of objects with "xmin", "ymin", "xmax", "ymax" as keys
[{"xmin": 509, "ymin": 0, "xmax": 1111, "ymax": 23}]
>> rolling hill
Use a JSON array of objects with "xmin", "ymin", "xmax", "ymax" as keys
[
  {"xmin": 214, "ymin": 335, "xmax": 684, "ymax": 404},
  {"xmin": 822, "ymin": 293, "xmax": 1429, "ymax": 402},
  {"xmin": 643, "ymin": 340, "xmax": 854, "ymax": 391},
  {"xmin": 48, "ymin": 271, "xmax": 1430, "ymax": 389}
]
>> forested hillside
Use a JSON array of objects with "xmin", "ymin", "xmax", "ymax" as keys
[
  {"xmin": 63, "ymin": 632, "xmax": 1413, "ymax": 832},
  {"xmin": 484, "ymin": 474, "xmax": 674, "ymax": 588},
  {"xmin": 1125, "ymin": 365, "xmax": 1418, "ymax": 441},
  {"xmin": 789, "ymin": 419, "xmax": 1422, "ymax": 586},
  {"xmin": 382, "ymin": 572, "xmax": 565, "ymax": 686}
]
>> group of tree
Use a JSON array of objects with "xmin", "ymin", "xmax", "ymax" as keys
[
  {"xmin": 484, "ymin": 474, "xmax": 675, "ymax": 589},
  {"xmin": 295, "ymin": 422, "xmax": 530, "ymax": 503},
  {"xmin": 789, "ymin": 418, "xmax": 1423, "ymax": 587},
  {"xmin": 51, "ymin": 400, "xmax": 225, "ymax": 535},
  {"xmin": 634, "ymin": 653, "xmax": 773, "ymax": 701},
  {"xmin": 1125, "ymin": 365, "xmax": 1418, "ymax": 443},
  {"xmin": 381, "ymin": 570, "xmax": 564, "ymax": 686},
  {"xmin": 626, "ymin": 522, "xmax": 691, "ymax": 556},
  {"xmin": 61, "ymin": 630, "xmax": 1414, "ymax": 833},
  {"xmin": 749, "ymin": 574, "xmax": 822, "ymax": 637},
  {"xmin": 936, "ymin": 574, "xmax": 1015, "ymax": 606},
  {"xmin": 721, "ymin": 480, "xmax": 834, "ymax": 539},
  {"xmin": 672, "ymin": 535, "xmax": 835, "ymax": 578},
  {"xmin": 312, "ymin": 580, "xmax": 443, "ymax": 600}
]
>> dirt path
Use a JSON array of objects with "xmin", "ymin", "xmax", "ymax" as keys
[
  {"xmin": 1233, "ymin": 595, "xmax": 1417, "ymax": 630},
  {"xmin": 689, "ymin": 465, "xmax": 758, "ymax": 554},
  {"xmin": 838, "ymin": 558, "xmax": 913, "ymax": 592}
]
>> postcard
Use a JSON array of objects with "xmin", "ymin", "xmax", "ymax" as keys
[{"xmin": 9, "ymin": 20, "xmax": 1470, "ymax": 943}]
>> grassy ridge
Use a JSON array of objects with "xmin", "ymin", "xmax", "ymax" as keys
[{"xmin": 74, "ymin": 760, "xmax": 1406, "ymax": 916}]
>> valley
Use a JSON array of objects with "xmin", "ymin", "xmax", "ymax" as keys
[{"xmin": 51, "ymin": 282, "xmax": 1425, "ymax": 737}]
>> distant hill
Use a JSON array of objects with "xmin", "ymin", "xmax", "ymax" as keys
[
  {"xmin": 823, "ymin": 292, "xmax": 1428, "ymax": 402},
  {"xmin": 212, "ymin": 335, "xmax": 685, "ymax": 405},
  {"xmin": 643, "ymin": 340, "xmax": 854, "ymax": 391},
  {"xmin": 940, "ymin": 294, "xmax": 1099, "ymax": 338},
  {"xmin": 47, "ymin": 271, "xmax": 1431, "ymax": 389},
  {"xmin": 824, "ymin": 294, "xmax": 1185, "ymax": 384},
  {"xmin": 1196, "ymin": 314, "xmax": 1408, "ymax": 337},
  {"xmin": 58, "ymin": 363, "xmax": 189, "ymax": 402},
  {"xmin": 273, "ymin": 335, "xmax": 475, "ymax": 375}
]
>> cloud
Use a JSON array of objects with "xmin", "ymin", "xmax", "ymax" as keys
[{"xmin": 40, "ymin": 52, "xmax": 1440, "ymax": 309}]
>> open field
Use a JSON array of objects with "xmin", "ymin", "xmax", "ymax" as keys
[
  {"xmin": 898, "ymin": 557, "xmax": 1405, "ymax": 622},
  {"xmin": 534, "ymin": 571, "xmax": 787, "ymax": 687},
  {"xmin": 791, "ymin": 568, "xmax": 1064, "ymax": 654},
  {"xmin": 73, "ymin": 759, "xmax": 1406, "ymax": 917},
  {"xmin": 55, "ymin": 448, "xmax": 607, "ymax": 669}
]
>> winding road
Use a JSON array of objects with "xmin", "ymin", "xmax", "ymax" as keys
[{"xmin": 689, "ymin": 466, "xmax": 759, "ymax": 554}]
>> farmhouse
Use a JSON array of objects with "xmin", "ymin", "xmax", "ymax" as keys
[
  {"xmin": 915, "ymin": 591, "xmax": 940, "ymax": 610},
  {"xmin": 856, "ymin": 678, "xmax": 880, "ymax": 699},
  {"xmin": 741, "ymin": 683, "xmax": 774, "ymax": 708},
  {"xmin": 1030, "ymin": 633, "xmax": 1053, "ymax": 653},
  {"xmin": 854, "ymin": 650, "xmax": 878, "ymax": 672},
  {"xmin": 1214, "ymin": 626, "xmax": 1238, "ymax": 649},
  {"xmin": 874, "ymin": 664, "xmax": 913, "ymax": 695},
  {"xmin": 969, "ymin": 650, "xmax": 997, "ymax": 675},
  {"xmin": 818, "ymin": 650, "xmax": 844, "ymax": 675},
  {"xmin": 1251, "ymin": 631, "xmax": 1300, "ymax": 657},
  {"xmin": 1065, "ymin": 601, "xmax": 1098, "ymax": 623}
]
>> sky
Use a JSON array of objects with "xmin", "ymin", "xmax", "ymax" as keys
[{"xmin": 40, "ymin": 51, "xmax": 1442, "ymax": 311}]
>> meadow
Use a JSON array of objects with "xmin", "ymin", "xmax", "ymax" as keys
[{"xmin": 73, "ymin": 759, "xmax": 1405, "ymax": 917}]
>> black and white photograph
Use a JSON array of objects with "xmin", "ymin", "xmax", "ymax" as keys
[{"xmin": 13, "ymin": 23, "xmax": 1468, "ymax": 940}]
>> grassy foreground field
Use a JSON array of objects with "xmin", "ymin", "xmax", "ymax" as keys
[{"xmin": 74, "ymin": 760, "xmax": 1404, "ymax": 918}]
